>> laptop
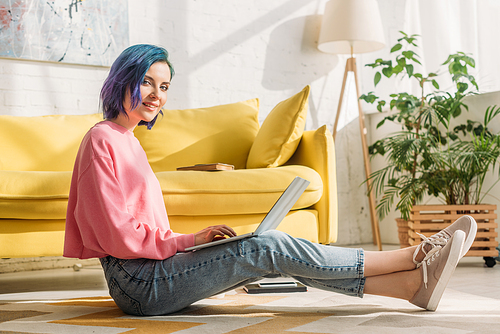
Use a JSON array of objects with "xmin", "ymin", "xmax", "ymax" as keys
[{"xmin": 185, "ymin": 176, "xmax": 310, "ymax": 251}]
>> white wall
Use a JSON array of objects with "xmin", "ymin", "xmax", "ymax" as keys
[
  {"xmin": 4, "ymin": 0, "xmax": 496, "ymax": 246},
  {"xmin": 0, "ymin": 0, "xmax": 353, "ymax": 122},
  {"xmin": 0, "ymin": 60, "xmax": 107, "ymax": 116}
]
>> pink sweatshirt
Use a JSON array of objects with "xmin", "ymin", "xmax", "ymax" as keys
[{"xmin": 63, "ymin": 121, "xmax": 194, "ymax": 260}]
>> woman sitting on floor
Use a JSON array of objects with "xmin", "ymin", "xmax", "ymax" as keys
[{"xmin": 63, "ymin": 44, "xmax": 478, "ymax": 316}]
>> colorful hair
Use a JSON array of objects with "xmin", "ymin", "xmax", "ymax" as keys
[{"xmin": 100, "ymin": 44, "xmax": 175, "ymax": 130}]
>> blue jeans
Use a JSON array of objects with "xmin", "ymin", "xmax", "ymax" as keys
[{"xmin": 99, "ymin": 230, "xmax": 366, "ymax": 316}]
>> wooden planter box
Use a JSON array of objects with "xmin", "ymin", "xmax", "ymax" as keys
[{"xmin": 407, "ymin": 204, "xmax": 498, "ymax": 257}]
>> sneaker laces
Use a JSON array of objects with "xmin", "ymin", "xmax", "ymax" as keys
[
  {"xmin": 415, "ymin": 233, "xmax": 445, "ymax": 289},
  {"xmin": 429, "ymin": 229, "xmax": 453, "ymax": 242},
  {"xmin": 412, "ymin": 232, "xmax": 447, "ymax": 269}
]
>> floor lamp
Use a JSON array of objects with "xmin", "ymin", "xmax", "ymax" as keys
[{"xmin": 318, "ymin": 0, "xmax": 385, "ymax": 250}]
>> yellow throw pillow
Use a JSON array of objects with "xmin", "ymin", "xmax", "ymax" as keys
[{"xmin": 246, "ymin": 86, "xmax": 309, "ymax": 168}]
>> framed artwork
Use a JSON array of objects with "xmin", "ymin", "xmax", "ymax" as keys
[{"xmin": 0, "ymin": 0, "xmax": 129, "ymax": 66}]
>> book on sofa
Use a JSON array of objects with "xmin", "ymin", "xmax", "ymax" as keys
[{"xmin": 176, "ymin": 163, "xmax": 234, "ymax": 171}]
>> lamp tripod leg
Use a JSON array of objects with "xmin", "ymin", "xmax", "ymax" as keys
[{"xmin": 332, "ymin": 62, "xmax": 350, "ymax": 141}]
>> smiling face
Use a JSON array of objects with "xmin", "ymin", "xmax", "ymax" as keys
[{"xmin": 113, "ymin": 61, "xmax": 171, "ymax": 131}]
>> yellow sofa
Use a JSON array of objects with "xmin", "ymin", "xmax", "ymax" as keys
[{"xmin": 0, "ymin": 86, "xmax": 337, "ymax": 258}]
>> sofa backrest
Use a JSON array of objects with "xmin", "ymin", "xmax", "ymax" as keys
[
  {"xmin": 0, "ymin": 98, "xmax": 259, "ymax": 172},
  {"xmin": 0, "ymin": 113, "xmax": 103, "ymax": 171},
  {"xmin": 134, "ymin": 99, "xmax": 260, "ymax": 172}
]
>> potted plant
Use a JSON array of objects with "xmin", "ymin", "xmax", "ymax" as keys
[{"xmin": 360, "ymin": 32, "xmax": 500, "ymax": 262}]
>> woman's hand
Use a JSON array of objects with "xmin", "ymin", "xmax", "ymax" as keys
[{"xmin": 194, "ymin": 225, "xmax": 237, "ymax": 245}]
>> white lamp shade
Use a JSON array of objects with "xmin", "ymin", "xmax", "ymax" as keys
[{"xmin": 318, "ymin": 0, "xmax": 385, "ymax": 54}]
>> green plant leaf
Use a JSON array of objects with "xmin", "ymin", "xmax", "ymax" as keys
[
  {"xmin": 374, "ymin": 72, "xmax": 382, "ymax": 86},
  {"xmin": 432, "ymin": 79, "xmax": 439, "ymax": 89},
  {"xmin": 393, "ymin": 64, "xmax": 404, "ymax": 74},
  {"xmin": 406, "ymin": 64, "xmax": 414, "ymax": 77},
  {"xmin": 451, "ymin": 62, "xmax": 464, "ymax": 74},
  {"xmin": 391, "ymin": 43, "xmax": 402, "ymax": 53},
  {"xmin": 376, "ymin": 100, "xmax": 386, "ymax": 112},
  {"xmin": 376, "ymin": 119, "xmax": 386, "ymax": 129},
  {"xmin": 464, "ymin": 56, "xmax": 476, "ymax": 67},
  {"xmin": 402, "ymin": 50, "xmax": 415, "ymax": 59},
  {"xmin": 412, "ymin": 57, "xmax": 422, "ymax": 65},
  {"xmin": 457, "ymin": 82, "xmax": 468, "ymax": 93},
  {"xmin": 484, "ymin": 105, "xmax": 500, "ymax": 126},
  {"xmin": 382, "ymin": 67, "xmax": 393, "ymax": 78},
  {"xmin": 359, "ymin": 92, "xmax": 378, "ymax": 104},
  {"xmin": 442, "ymin": 54, "xmax": 454, "ymax": 65}
]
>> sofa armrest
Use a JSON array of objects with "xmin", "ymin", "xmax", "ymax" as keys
[{"xmin": 285, "ymin": 125, "xmax": 337, "ymax": 244}]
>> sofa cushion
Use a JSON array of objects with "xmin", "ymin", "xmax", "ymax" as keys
[
  {"xmin": 246, "ymin": 86, "xmax": 309, "ymax": 169},
  {"xmin": 0, "ymin": 114, "xmax": 102, "ymax": 171},
  {"xmin": 0, "ymin": 171, "xmax": 72, "ymax": 219},
  {"xmin": 134, "ymin": 99, "xmax": 260, "ymax": 172},
  {"xmin": 156, "ymin": 165, "xmax": 322, "ymax": 216},
  {"xmin": 0, "ymin": 166, "xmax": 321, "ymax": 220}
]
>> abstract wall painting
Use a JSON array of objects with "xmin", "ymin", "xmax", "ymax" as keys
[{"xmin": 0, "ymin": 0, "xmax": 129, "ymax": 66}]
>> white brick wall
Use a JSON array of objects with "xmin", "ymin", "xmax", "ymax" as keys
[
  {"xmin": 0, "ymin": 0, "xmax": 385, "ymax": 130},
  {"xmin": 0, "ymin": 59, "xmax": 108, "ymax": 116}
]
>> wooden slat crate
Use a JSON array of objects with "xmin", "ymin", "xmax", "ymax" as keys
[{"xmin": 407, "ymin": 204, "xmax": 499, "ymax": 257}]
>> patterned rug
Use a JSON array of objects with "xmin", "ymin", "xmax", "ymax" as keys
[{"xmin": 1, "ymin": 286, "xmax": 500, "ymax": 333}]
